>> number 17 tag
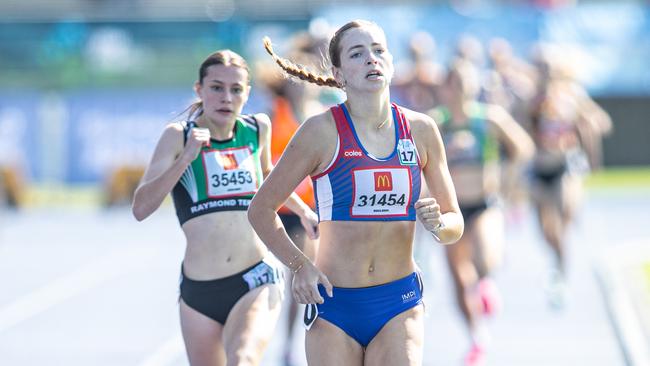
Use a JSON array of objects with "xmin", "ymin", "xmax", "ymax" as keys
[{"xmin": 397, "ymin": 139, "xmax": 418, "ymax": 166}]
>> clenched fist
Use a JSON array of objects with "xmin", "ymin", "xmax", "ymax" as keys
[
  {"xmin": 415, "ymin": 198, "xmax": 443, "ymax": 234},
  {"xmin": 182, "ymin": 127, "xmax": 211, "ymax": 162}
]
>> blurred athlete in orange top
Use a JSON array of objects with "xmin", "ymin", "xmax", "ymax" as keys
[{"xmin": 259, "ymin": 36, "xmax": 326, "ymax": 364}]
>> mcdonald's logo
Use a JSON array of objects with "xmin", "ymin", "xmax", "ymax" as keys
[
  {"xmin": 220, "ymin": 153, "xmax": 238, "ymax": 170},
  {"xmin": 374, "ymin": 171, "xmax": 393, "ymax": 191}
]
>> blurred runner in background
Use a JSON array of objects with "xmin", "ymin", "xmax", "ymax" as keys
[
  {"xmin": 430, "ymin": 58, "xmax": 534, "ymax": 366},
  {"xmin": 529, "ymin": 45, "xmax": 612, "ymax": 309}
]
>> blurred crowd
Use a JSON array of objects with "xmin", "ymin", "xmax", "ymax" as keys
[{"xmin": 0, "ymin": 27, "xmax": 612, "ymax": 211}]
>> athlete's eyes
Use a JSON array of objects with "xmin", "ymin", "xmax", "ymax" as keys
[
  {"xmin": 211, "ymin": 85, "xmax": 223, "ymax": 91},
  {"xmin": 374, "ymin": 48, "xmax": 385, "ymax": 55},
  {"xmin": 232, "ymin": 87, "xmax": 243, "ymax": 94},
  {"xmin": 350, "ymin": 52, "xmax": 362, "ymax": 59}
]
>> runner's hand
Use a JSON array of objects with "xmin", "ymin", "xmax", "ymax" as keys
[
  {"xmin": 299, "ymin": 210, "xmax": 319, "ymax": 240},
  {"xmin": 182, "ymin": 127, "xmax": 211, "ymax": 162},
  {"xmin": 415, "ymin": 198, "xmax": 443, "ymax": 232},
  {"xmin": 292, "ymin": 261, "xmax": 333, "ymax": 304}
]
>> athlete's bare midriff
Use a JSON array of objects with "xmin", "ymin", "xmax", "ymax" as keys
[
  {"xmin": 451, "ymin": 163, "xmax": 500, "ymax": 204},
  {"xmin": 181, "ymin": 211, "xmax": 266, "ymax": 280},
  {"xmin": 316, "ymin": 220, "xmax": 416, "ymax": 288}
]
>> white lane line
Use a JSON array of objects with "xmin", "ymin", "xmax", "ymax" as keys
[
  {"xmin": 137, "ymin": 333, "xmax": 185, "ymax": 366},
  {"xmin": 0, "ymin": 246, "xmax": 150, "ymax": 333},
  {"xmin": 595, "ymin": 240, "xmax": 650, "ymax": 366}
]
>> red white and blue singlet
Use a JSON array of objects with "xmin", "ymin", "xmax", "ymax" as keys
[{"xmin": 312, "ymin": 103, "xmax": 422, "ymax": 222}]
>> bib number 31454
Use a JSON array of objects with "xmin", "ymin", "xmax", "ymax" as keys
[{"xmin": 351, "ymin": 167, "xmax": 411, "ymax": 217}]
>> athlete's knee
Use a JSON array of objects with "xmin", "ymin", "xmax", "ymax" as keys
[{"xmin": 225, "ymin": 349, "xmax": 259, "ymax": 366}]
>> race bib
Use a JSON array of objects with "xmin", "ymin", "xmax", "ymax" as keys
[
  {"xmin": 397, "ymin": 139, "xmax": 418, "ymax": 166},
  {"xmin": 242, "ymin": 261, "xmax": 283, "ymax": 290},
  {"xmin": 203, "ymin": 147, "xmax": 258, "ymax": 198},
  {"xmin": 351, "ymin": 167, "xmax": 411, "ymax": 217}
]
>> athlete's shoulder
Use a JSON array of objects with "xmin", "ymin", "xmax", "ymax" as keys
[
  {"xmin": 153, "ymin": 122, "xmax": 186, "ymax": 155},
  {"xmin": 398, "ymin": 105, "xmax": 438, "ymax": 132},
  {"xmin": 251, "ymin": 112, "xmax": 271, "ymax": 128},
  {"xmin": 302, "ymin": 108, "xmax": 336, "ymax": 133},
  {"xmin": 293, "ymin": 109, "xmax": 337, "ymax": 148},
  {"xmin": 161, "ymin": 121, "xmax": 186, "ymax": 140},
  {"xmin": 248, "ymin": 112, "xmax": 271, "ymax": 136},
  {"xmin": 238, "ymin": 113, "xmax": 264, "ymax": 130}
]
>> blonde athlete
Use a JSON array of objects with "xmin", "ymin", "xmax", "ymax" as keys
[
  {"xmin": 132, "ymin": 50, "xmax": 317, "ymax": 366},
  {"xmin": 248, "ymin": 20, "xmax": 463, "ymax": 365},
  {"xmin": 529, "ymin": 49, "xmax": 612, "ymax": 308}
]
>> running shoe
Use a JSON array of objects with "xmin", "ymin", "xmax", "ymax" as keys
[
  {"xmin": 283, "ymin": 349, "xmax": 296, "ymax": 366},
  {"xmin": 478, "ymin": 278, "xmax": 502, "ymax": 317},
  {"xmin": 544, "ymin": 269, "xmax": 567, "ymax": 310},
  {"xmin": 464, "ymin": 342, "xmax": 486, "ymax": 366}
]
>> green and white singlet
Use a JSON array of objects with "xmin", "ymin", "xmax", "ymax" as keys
[
  {"xmin": 172, "ymin": 115, "xmax": 263, "ymax": 225},
  {"xmin": 433, "ymin": 102, "xmax": 499, "ymax": 168}
]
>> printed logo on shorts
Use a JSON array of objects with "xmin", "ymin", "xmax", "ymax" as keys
[{"xmin": 401, "ymin": 290, "xmax": 417, "ymax": 303}]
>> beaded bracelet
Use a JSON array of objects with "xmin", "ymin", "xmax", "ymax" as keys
[
  {"xmin": 287, "ymin": 253, "xmax": 300, "ymax": 267},
  {"xmin": 292, "ymin": 262, "xmax": 305, "ymax": 274},
  {"xmin": 287, "ymin": 253, "xmax": 304, "ymax": 273}
]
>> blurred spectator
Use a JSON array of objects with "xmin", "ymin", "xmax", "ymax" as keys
[
  {"xmin": 0, "ymin": 166, "xmax": 24, "ymax": 208},
  {"xmin": 391, "ymin": 30, "xmax": 444, "ymax": 112},
  {"xmin": 484, "ymin": 38, "xmax": 538, "ymax": 219},
  {"xmin": 103, "ymin": 166, "xmax": 144, "ymax": 207},
  {"xmin": 255, "ymin": 31, "xmax": 326, "ymax": 366},
  {"xmin": 454, "ymin": 34, "xmax": 486, "ymax": 70}
]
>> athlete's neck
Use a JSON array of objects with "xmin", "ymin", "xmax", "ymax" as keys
[
  {"xmin": 197, "ymin": 115, "xmax": 236, "ymax": 140},
  {"xmin": 344, "ymin": 92, "xmax": 392, "ymax": 131}
]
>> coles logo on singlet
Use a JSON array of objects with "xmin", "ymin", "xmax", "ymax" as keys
[
  {"xmin": 374, "ymin": 171, "xmax": 393, "ymax": 191},
  {"xmin": 344, "ymin": 149, "xmax": 363, "ymax": 158}
]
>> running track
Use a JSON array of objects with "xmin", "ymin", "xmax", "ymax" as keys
[{"xmin": 1, "ymin": 188, "xmax": 648, "ymax": 365}]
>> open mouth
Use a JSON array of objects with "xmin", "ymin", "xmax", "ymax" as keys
[{"xmin": 366, "ymin": 70, "xmax": 383, "ymax": 79}]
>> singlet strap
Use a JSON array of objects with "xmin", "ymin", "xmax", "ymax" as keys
[
  {"xmin": 240, "ymin": 114, "xmax": 259, "ymax": 130},
  {"xmin": 392, "ymin": 103, "xmax": 412, "ymax": 140},
  {"xmin": 330, "ymin": 104, "xmax": 357, "ymax": 150},
  {"xmin": 239, "ymin": 114, "xmax": 260, "ymax": 146}
]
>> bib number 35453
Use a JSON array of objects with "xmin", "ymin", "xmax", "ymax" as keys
[{"xmin": 203, "ymin": 147, "xmax": 257, "ymax": 198}]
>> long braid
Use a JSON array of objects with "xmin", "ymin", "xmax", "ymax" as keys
[{"xmin": 262, "ymin": 37, "xmax": 341, "ymax": 89}]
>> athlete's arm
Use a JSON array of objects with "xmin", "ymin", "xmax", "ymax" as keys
[
  {"xmin": 248, "ymin": 112, "xmax": 333, "ymax": 304},
  {"xmin": 132, "ymin": 123, "xmax": 209, "ymax": 221},
  {"xmin": 255, "ymin": 113, "xmax": 318, "ymax": 239},
  {"xmin": 409, "ymin": 110, "xmax": 464, "ymax": 244},
  {"xmin": 486, "ymin": 104, "xmax": 535, "ymax": 163}
]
